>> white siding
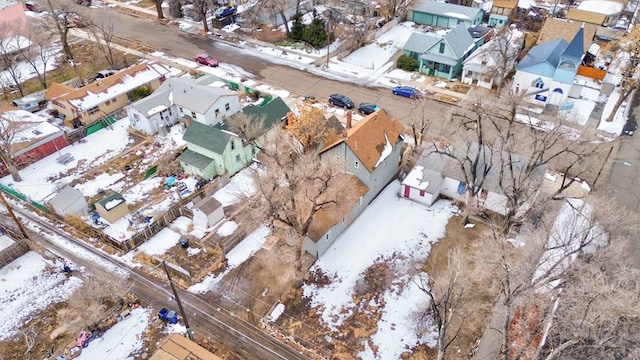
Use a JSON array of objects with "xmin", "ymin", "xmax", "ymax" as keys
[{"xmin": 512, "ymin": 71, "xmax": 554, "ymax": 104}]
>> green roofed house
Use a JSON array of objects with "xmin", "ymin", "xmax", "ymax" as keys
[{"xmin": 178, "ymin": 96, "xmax": 291, "ymax": 180}]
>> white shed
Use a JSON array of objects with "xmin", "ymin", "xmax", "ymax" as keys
[
  {"xmin": 48, "ymin": 186, "xmax": 88, "ymax": 217},
  {"xmin": 400, "ymin": 165, "xmax": 444, "ymax": 206},
  {"xmin": 192, "ymin": 197, "xmax": 225, "ymax": 230}
]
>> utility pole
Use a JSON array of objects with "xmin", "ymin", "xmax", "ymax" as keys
[
  {"xmin": 0, "ymin": 191, "xmax": 29, "ymax": 239},
  {"xmin": 162, "ymin": 261, "xmax": 194, "ymax": 340}
]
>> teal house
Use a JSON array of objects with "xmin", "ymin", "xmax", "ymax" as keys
[
  {"xmin": 408, "ymin": 0, "xmax": 484, "ymax": 29},
  {"xmin": 404, "ymin": 24, "xmax": 480, "ymax": 80},
  {"xmin": 179, "ymin": 97, "xmax": 291, "ymax": 180}
]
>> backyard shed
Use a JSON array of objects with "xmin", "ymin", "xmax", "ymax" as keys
[
  {"xmin": 95, "ymin": 192, "xmax": 129, "ymax": 223},
  {"xmin": 192, "ymin": 196, "xmax": 225, "ymax": 229},
  {"xmin": 48, "ymin": 186, "xmax": 88, "ymax": 216}
]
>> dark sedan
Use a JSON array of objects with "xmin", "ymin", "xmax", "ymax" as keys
[
  {"xmin": 328, "ymin": 94, "xmax": 354, "ymax": 109},
  {"xmin": 358, "ymin": 102, "xmax": 380, "ymax": 115}
]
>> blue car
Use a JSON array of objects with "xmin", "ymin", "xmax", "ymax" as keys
[
  {"xmin": 358, "ymin": 102, "xmax": 380, "ymax": 115},
  {"xmin": 215, "ymin": 6, "xmax": 237, "ymax": 19},
  {"xmin": 392, "ymin": 86, "xmax": 421, "ymax": 99}
]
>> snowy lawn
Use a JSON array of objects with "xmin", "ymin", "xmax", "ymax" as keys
[
  {"xmin": 75, "ymin": 307, "xmax": 151, "ymax": 360},
  {"xmin": 212, "ymin": 167, "xmax": 257, "ymax": 206},
  {"xmin": 0, "ymin": 251, "xmax": 83, "ymax": 341},
  {"xmin": 598, "ymin": 91, "xmax": 627, "ymax": 136},
  {"xmin": 303, "ymin": 181, "xmax": 458, "ymax": 359},
  {"xmin": 342, "ymin": 22, "xmax": 417, "ymax": 70}
]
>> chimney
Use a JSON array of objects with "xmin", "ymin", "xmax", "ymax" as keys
[
  {"xmin": 346, "ymin": 110, "xmax": 352, "ymax": 129},
  {"xmin": 184, "ymin": 116, "xmax": 191, "ymax": 128}
]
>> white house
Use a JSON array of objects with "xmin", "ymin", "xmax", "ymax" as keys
[
  {"xmin": 462, "ymin": 29, "xmax": 523, "ymax": 89},
  {"xmin": 192, "ymin": 196, "xmax": 225, "ymax": 229},
  {"xmin": 127, "ymin": 76, "xmax": 241, "ymax": 134},
  {"xmin": 401, "ymin": 144, "xmax": 546, "ymax": 216}
]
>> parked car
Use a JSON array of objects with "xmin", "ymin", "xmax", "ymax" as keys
[
  {"xmin": 76, "ymin": 331, "xmax": 90, "ymax": 348},
  {"xmin": 328, "ymin": 94, "xmax": 354, "ymax": 109},
  {"xmin": 392, "ymin": 85, "xmax": 421, "ymax": 99},
  {"xmin": 215, "ymin": 5, "xmax": 237, "ymax": 19},
  {"xmin": 622, "ymin": 120, "xmax": 637, "ymax": 136},
  {"xmin": 194, "ymin": 54, "xmax": 219, "ymax": 67},
  {"xmin": 358, "ymin": 102, "xmax": 380, "ymax": 115},
  {"xmin": 158, "ymin": 307, "xmax": 179, "ymax": 324},
  {"xmin": 25, "ymin": 1, "xmax": 42, "ymax": 12},
  {"xmin": 96, "ymin": 69, "xmax": 116, "ymax": 79}
]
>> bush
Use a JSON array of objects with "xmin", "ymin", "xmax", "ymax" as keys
[
  {"xmin": 128, "ymin": 86, "xmax": 152, "ymax": 101},
  {"xmin": 397, "ymin": 55, "xmax": 418, "ymax": 71}
]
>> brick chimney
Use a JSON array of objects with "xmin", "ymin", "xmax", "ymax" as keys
[
  {"xmin": 346, "ymin": 110, "xmax": 352, "ymax": 129},
  {"xmin": 183, "ymin": 116, "xmax": 191, "ymax": 128}
]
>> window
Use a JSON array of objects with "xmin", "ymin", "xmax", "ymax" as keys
[
  {"xmin": 457, "ymin": 182, "xmax": 467, "ymax": 195},
  {"xmin": 439, "ymin": 42, "xmax": 445, "ymax": 53},
  {"xmin": 131, "ymin": 112, "xmax": 140, "ymax": 124},
  {"xmin": 230, "ymin": 140, "xmax": 235, "ymax": 150},
  {"xmin": 179, "ymin": 107, "xmax": 184, "ymax": 114},
  {"xmin": 215, "ymin": 109, "xmax": 220, "ymax": 117},
  {"xmin": 440, "ymin": 64, "xmax": 451, "ymax": 73},
  {"xmin": 235, "ymin": 154, "xmax": 241, "ymax": 162},
  {"xmin": 104, "ymin": 100, "xmax": 110, "ymax": 106},
  {"xmin": 325, "ymin": 231, "xmax": 332, "ymax": 240},
  {"xmin": 354, "ymin": 161, "xmax": 359, "ymax": 169},
  {"xmin": 191, "ymin": 111, "xmax": 196, "ymax": 118},
  {"xmin": 87, "ymin": 107, "xmax": 99, "ymax": 115},
  {"xmin": 225, "ymin": 103, "xmax": 230, "ymax": 111},
  {"xmin": 419, "ymin": 190, "xmax": 425, "ymax": 197},
  {"xmin": 252, "ymin": 146, "xmax": 256, "ymax": 155},
  {"xmin": 532, "ymin": 77, "xmax": 544, "ymax": 89}
]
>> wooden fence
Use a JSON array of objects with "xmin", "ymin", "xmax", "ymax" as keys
[{"xmin": 0, "ymin": 226, "xmax": 29, "ymax": 268}]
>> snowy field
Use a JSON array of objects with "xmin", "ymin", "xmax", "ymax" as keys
[{"xmin": 303, "ymin": 181, "xmax": 458, "ymax": 359}]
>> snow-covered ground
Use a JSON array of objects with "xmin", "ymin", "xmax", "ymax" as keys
[
  {"xmin": 0, "ymin": 251, "xmax": 83, "ymax": 341},
  {"xmin": 303, "ymin": 181, "xmax": 458, "ymax": 359}
]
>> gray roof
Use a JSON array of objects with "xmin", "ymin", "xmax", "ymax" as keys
[
  {"xmin": 411, "ymin": 0, "xmax": 483, "ymax": 19},
  {"xmin": 517, "ymin": 38, "xmax": 567, "ymax": 70},
  {"xmin": 194, "ymin": 196, "xmax": 223, "ymax": 214},
  {"xmin": 132, "ymin": 76, "xmax": 237, "ymax": 115},
  {"xmin": 445, "ymin": 24, "xmax": 475, "ymax": 59},
  {"xmin": 183, "ymin": 121, "xmax": 231, "ymax": 154},
  {"xmin": 49, "ymin": 186, "xmax": 84, "ymax": 207},
  {"xmin": 178, "ymin": 149, "xmax": 215, "ymax": 170},
  {"xmin": 404, "ymin": 33, "xmax": 439, "ymax": 53},
  {"xmin": 421, "ymin": 143, "xmax": 547, "ymax": 194},
  {"xmin": 241, "ymin": 97, "xmax": 291, "ymax": 133}
]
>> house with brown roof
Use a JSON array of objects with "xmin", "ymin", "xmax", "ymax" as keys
[
  {"xmin": 489, "ymin": 0, "xmax": 518, "ymax": 28},
  {"xmin": 150, "ymin": 333, "xmax": 223, "ymax": 360},
  {"xmin": 302, "ymin": 110, "xmax": 404, "ymax": 258},
  {"xmin": 45, "ymin": 61, "xmax": 170, "ymax": 128},
  {"xmin": 536, "ymin": 18, "xmax": 597, "ymax": 51},
  {"xmin": 568, "ymin": 0, "xmax": 625, "ymax": 26}
]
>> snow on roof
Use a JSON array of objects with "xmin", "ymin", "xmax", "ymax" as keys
[
  {"xmin": 403, "ymin": 165, "xmax": 430, "ymax": 190},
  {"xmin": 69, "ymin": 62, "xmax": 170, "ymax": 111},
  {"xmin": 443, "ymin": 11, "xmax": 471, "ymax": 20},
  {"xmin": 147, "ymin": 104, "xmax": 168, "ymax": 116},
  {"xmin": 104, "ymin": 197, "xmax": 124, "ymax": 210},
  {"xmin": 1, "ymin": 110, "xmax": 62, "ymax": 148},
  {"xmin": 577, "ymin": 0, "xmax": 623, "ymax": 15},
  {"xmin": 518, "ymin": 0, "xmax": 534, "ymax": 8},
  {"xmin": 374, "ymin": 134, "xmax": 392, "ymax": 168}
]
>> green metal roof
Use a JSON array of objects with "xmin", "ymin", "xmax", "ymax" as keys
[
  {"xmin": 178, "ymin": 149, "xmax": 215, "ymax": 170},
  {"xmin": 182, "ymin": 121, "xmax": 231, "ymax": 154},
  {"xmin": 241, "ymin": 97, "xmax": 290, "ymax": 134},
  {"xmin": 97, "ymin": 192, "xmax": 125, "ymax": 209}
]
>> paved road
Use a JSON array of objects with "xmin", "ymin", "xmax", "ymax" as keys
[
  {"xmin": 13, "ymin": 209, "xmax": 312, "ymax": 360},
  {"xmin": 102, "ymin": 10, "xmax": 454, "ymax": 126}
]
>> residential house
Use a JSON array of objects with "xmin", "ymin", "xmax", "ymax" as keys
[
  {"xmin": 536, "ymin": 18, "xmax": 596, "ymax": 51},
  {"xmin": 489, "ymin": 0, "xmax": 518, "ymax": 28},
  {"xmin": 462, "ymin": 30, "xmax": 523, "ymax": 89},
  {"xmin": 567, "ymin": 0, "xmax": 624, "ymax": 27},
  {"xmin": 127, "ymin": 76, "xmax": 241, "ymax": 135},
  {"xmin": 48, "ymin": 186, "xmax": 88, "ymax": 217},
  {"xmin": 95, "ymin": 192, "xmax": 129, "ymax": 223},
  {"xmin": 404, "ymin": 24, "xmax": 480, "ymax": 80},
  {"xmin": 45, "ymin": 62, "xmax": 170, "ymax": 128},
  {"xmin": 512, "ymin": 27, "xmax": 586, "ymax": 106},
  {"xmin": 304, "ymin": 110, "xmax": 404, "ymax": 258},
  {"xmin": 192, "ymin": 196, "xmax": 225, "ymax": 229},
  {"xmin": 408, "ymin": 0, "xmax": 484, "ymax": 29},
  {"xmin": 302, "ymin": 174, "xmax": 369, "ymax": 259},
  {"xmin": 0, "ymin": 109, "xmax": 68, "ymax": 176},
  {"xmin": 400, "ymin": 145, "xmax": 547, "ymax": 215},
  {"xmin": 179, "ymin": 97, "xmax": 291, "ymax": 179}
]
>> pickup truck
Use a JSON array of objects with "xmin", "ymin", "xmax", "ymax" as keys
[{"xmin": 157, "ymin": 307, "xmax": 178, "ymax": 324}]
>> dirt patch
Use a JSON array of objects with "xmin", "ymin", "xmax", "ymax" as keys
[
  {"xmin": 431, "ymin": 93, "xmax": 460, "ymax": 104},
  {"xmin": 448, "ymin": 83, "xmax": 470, "ymax": 94},
  {"xmin": 253, "ymin": 26, "xmax": 288, "ymax": 43},
  {"xmin": 423, "ymin": 215, "xmax": 495, "ymax": 359}
]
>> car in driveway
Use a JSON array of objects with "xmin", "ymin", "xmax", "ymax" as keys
[
  {"xmin": 328, "ymin": 94, "xmax": 354, "ymax": 109},
  {"xmin": 215, "ymin": 5, "xmax": 237, "ymax": 19},
  {"xmin": 195, "ymin": 54, "xmax": 218, "ymax": 67},
  {"xmin": 622, "ymin": 120, "xmax": 637, "ymax": 136},
  {"xmin": 358, "ymin": 102, "xmax": 380, "ymax": 115},
  {"xmin": 392, "ymin": 85, "xmax": 421, "ymax": 99}
]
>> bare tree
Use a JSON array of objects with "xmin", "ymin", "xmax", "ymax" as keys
[
  {"xmin": 0, "ymin": 22, "xmax": 29, "ymax": 96},
  {"xmin": 410, "ymin": 102, "xmax": 430, "ymax": 147},
  {"xmin": 605, "ymin": 25, "xmax": 640, "ymax": 122},
  {"xmin": 429, "ymin": 103, "xmax": 495, "ymax": 224},
  {"xmin": 226, "ymin": 111, "xmax": 268, "ymax": 147},
  {"xmin": 243, "ymin": 129, "xmax": 348, "ymax": 269},
  {"xmin": 18, "ymin": 28, "xmax": 56, "ymax": 89},
  {"xmin": 88, "ymin": 10, "xmax": 118, "ymax": 68},
  {"xmin": 416, "ymin": 247, "xmax": 467, "ymax": 360},
  {"xmin": 286, "ymin": 102, "xmax": 334, "ymax": 151},
  {"xmin": 153, "ymin": 0, "xmax": 166, "ymax": 20},
  {"xmin": 168, "ymin": 0, "xmax": 184, "ymax": 18},
  {"xmin": 41, "ymin": 0, "xmax": 86, "ymax": 62},
  {"xmin": 22, "ymin": 327, "xmax": 38, "ymax": 359},
  {"xmin": 0, "ymin": 108, "xmax": 26, "ymax": 181},
  {"xmin": 477, "ymin": 194, "xmax": 632, "ymax": 360},
  {"xmin": 191, "ymin": 0, "xmax": 211, "ymax": 33},
  {"xmin": 486, "ymin": 27, "xmax": 523, "ymax": 94}
]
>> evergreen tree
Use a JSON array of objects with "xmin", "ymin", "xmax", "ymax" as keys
[{"xmin": 290, "ymin": 12, "xmax": 304, "ymax": 41}]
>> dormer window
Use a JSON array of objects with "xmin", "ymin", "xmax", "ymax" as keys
[
  {"xmin": 531, "ymin": 78, "xmax": 544, "ymax": 89},
  {"xmin": 439, "ymin": 42, "xmax": 445, "ymax": 54}
]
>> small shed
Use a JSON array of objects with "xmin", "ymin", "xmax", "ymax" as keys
[
  {"xmin": 95, "ymin": 192, "xmax": 129, "ymax": 223},
  {"xmin": 192, "ymin": 197, "xmax": 224, "ymax": 229},
  {"xmin": 401, "ymin": 165, "xmax": 445, "ymax": 206},
  {"xmin": 49, "ymin": 186, "xmax": 88, "ymax": 216}
]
